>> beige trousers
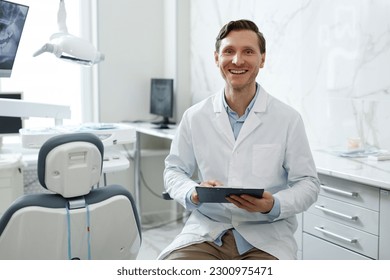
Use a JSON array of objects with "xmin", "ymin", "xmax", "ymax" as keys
[{"xmin": 163, "ymin": 230, "xmax": 278, "ymax": 260}]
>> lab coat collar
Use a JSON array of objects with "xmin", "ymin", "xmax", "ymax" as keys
[
  {"xmin": 212, "ymin": 84, "xmax": 269, "ymax": 114},
  {"xmin": 212, "ymin": 84, "xmax": 270, "ymax": 146},
  {"xmin": 253, "ymin": 85, "xmax": 269, "ymax": 113}
]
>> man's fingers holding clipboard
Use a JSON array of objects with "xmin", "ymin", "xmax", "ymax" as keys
[{"xmin": 227, "ymin": 191, "xmax": 274, "ymax": 213}]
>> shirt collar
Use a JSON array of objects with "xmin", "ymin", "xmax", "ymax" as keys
[{"xmin": 223, "ymin": 83, "xmax": 260, "ymax": 120}]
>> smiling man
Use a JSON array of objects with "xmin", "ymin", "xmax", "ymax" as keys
[
  {"xmin": 214, "ymin": 21, "xmax": 265, "ymax": 116},
  {"xmin": 159, "ymin": 19, "xmax": 320, "ymax": 260}
]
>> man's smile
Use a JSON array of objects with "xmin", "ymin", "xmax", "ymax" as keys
[{"xmin": 229, "ymin": 69, "xmax": 248, "ymax": 74}]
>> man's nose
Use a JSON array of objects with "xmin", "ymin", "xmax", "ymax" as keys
[{"xmin": 232, "ymin": 53, "xmax": 244, "ymax": 65}]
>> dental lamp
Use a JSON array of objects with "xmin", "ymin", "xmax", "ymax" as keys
[{"xmin": 33, "ymin": 0, "xmax": 104, "ymax": 66}]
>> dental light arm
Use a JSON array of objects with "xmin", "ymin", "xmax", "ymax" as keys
[
  {"xmin": 57, "ymin": 0, "xmax": 67, "ymax": 34},
  {"xmin": 33, "ymin": 0, "xmax": 104, "ymax": 66},
  {"xmin": 33, "ymin": 34, "xmax": 104, "ymax": 65}
]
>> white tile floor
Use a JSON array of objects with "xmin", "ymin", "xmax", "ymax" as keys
[{"xmin": 136, "ymin": 217, "xmax": 185, "ymax": 260}]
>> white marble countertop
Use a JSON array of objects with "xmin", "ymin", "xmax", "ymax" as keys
[{"xmin": 312, "ymin": 149, "xmax": 390, "ymax": 190}]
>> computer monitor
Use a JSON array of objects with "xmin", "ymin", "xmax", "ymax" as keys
[
  {"xmin": 0, "ymin": 92, "xmax": 23, "ymax": 134},
  {"xmin": 150, "ymin": 78, "xmax": 175, "ymax": 129},
  {"xmin": 0, "ymin": 92, "xmax": 23, "ymax": 149},
  {"xmin": 0, "ymin": 0, "xmax": 29, "ymax": 78}
]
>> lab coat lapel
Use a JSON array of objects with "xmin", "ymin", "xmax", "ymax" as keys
[
  {"xmin": 235, "ymin": 87, "xmax": 269, "ymax": 146},
  {"xmin": 212, "ymin": 91, "xmax": 235, "ymax": 146}
]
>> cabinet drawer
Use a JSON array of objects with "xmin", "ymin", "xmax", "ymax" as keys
[
  {"xmin": 380, "ymin": 190, "xmax": 390, "ymax": 260},
  {"xmin": 307, "ymin": 195, "xmax": 379, "ymax": 235},
  {"xmin": 303, "ymin": 233, "xmax": 371, "ymax": 260},
  {"xmin": 304, "ymin": 212, "xmax": 378, "ymax": 259},
  {"xmin": 318, "ymin": 174, "xmax": 379, "ymax": 211}
]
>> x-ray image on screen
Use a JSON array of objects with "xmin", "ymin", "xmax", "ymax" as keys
[
  {"xmin": 150, "ymin": 78, "xmax": 174, "ymax": 129},
  {"xmin": 0, "ymin": 0, "xmax": 29, "ymax": 77}
]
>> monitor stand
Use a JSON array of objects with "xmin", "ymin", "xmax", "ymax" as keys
[{"xmin": 151, "ymin": 117, "xmax": 175, "ymax": 129}]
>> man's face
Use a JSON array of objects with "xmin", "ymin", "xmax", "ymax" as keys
[{"xmin": 214, "ymin": 30, "xmax": 265, "ymax": 91}]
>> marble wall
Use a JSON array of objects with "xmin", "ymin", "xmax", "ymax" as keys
[{"xmin": 190, "ymin": 0, "xmax": 390, "ymax": 151}]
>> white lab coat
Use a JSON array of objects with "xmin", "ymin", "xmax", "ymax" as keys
[{"xmin": 159, "ymin": 85, "xmax": 320, "ymax": 259}]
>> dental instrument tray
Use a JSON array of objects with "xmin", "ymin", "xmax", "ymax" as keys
[
  {"xmin": 19, "ymin": 123, "xmax": 136, "ymax": 148},
  {"xmin": 196, "ymin": 186, "xmax": 264, "ymax": 203}
]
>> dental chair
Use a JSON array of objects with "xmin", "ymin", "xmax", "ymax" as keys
[{"xmin": 0, "ymin": 133, "xmax": 141, "ymax": 260}]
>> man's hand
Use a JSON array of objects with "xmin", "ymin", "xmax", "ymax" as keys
[
  {"xmin": 191, "ymin": 179, "xmax": 223, "ymax": 205},
  {"xmin": 226, "ymin": 191, "xmax": 275, "ymax": 213}
]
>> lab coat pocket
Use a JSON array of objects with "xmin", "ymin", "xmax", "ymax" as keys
[{"xmin": 252, "ymin": 144, "xmax": 281, "ymax": 177}]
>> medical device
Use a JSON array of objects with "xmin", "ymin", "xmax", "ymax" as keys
[
  {"xmin": 0, "ymin": 0, "xmax": 29, "ymax": 77},
  {"xmin": 150, "ymin": 78, "xmax": 175, "ymax": 129},
  {"xmin": 33, "ymin": 0, "xmax": 104, "ymax": 66},
  {"xmin": 19, "ymin": 123, "xmax": 136, "ymax": 149}
]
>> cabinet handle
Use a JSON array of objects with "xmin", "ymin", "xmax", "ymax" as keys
[
  {"xmin": 314, "ymin": 226, "xmax": 358, "ymax": 244},
  {"xmin": 315, "ymin": 205, "xmax": 358, "ymax": 221},
  {"xmin": 320, "ymin": 184, "xmax": 359, "ymax": 198}
]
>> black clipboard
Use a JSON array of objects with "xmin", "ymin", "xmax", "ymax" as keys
[{"xmin": 195, "ymin": 186, "xmax": 264, "ymax": 203}]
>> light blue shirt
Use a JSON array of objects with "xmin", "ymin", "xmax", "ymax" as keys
[{"xmin": 187, "ymin": 84, "xmax": 281, "ymax": 255}]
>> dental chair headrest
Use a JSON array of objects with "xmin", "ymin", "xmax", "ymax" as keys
[{"xmin": 38, "ymin": 133, "xmax": 104, "ymax": 198}]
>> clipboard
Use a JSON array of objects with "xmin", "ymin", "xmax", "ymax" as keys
[{"xmin": 195, "ymin": 186, "xmax": 264, "ymax": 203}]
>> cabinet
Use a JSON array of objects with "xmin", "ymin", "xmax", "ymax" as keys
[
  {"xmin": 379, "ymin": 189, "xmax": 390, "ymax": 259},
  {"xmin": 302, "ymin": 173, "xmax": 381, "ymax": 260}
]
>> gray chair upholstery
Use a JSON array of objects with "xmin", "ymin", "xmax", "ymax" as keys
[{"xmin": 0, "ymin": 133, "xmax": 141, "ymax": 259}]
